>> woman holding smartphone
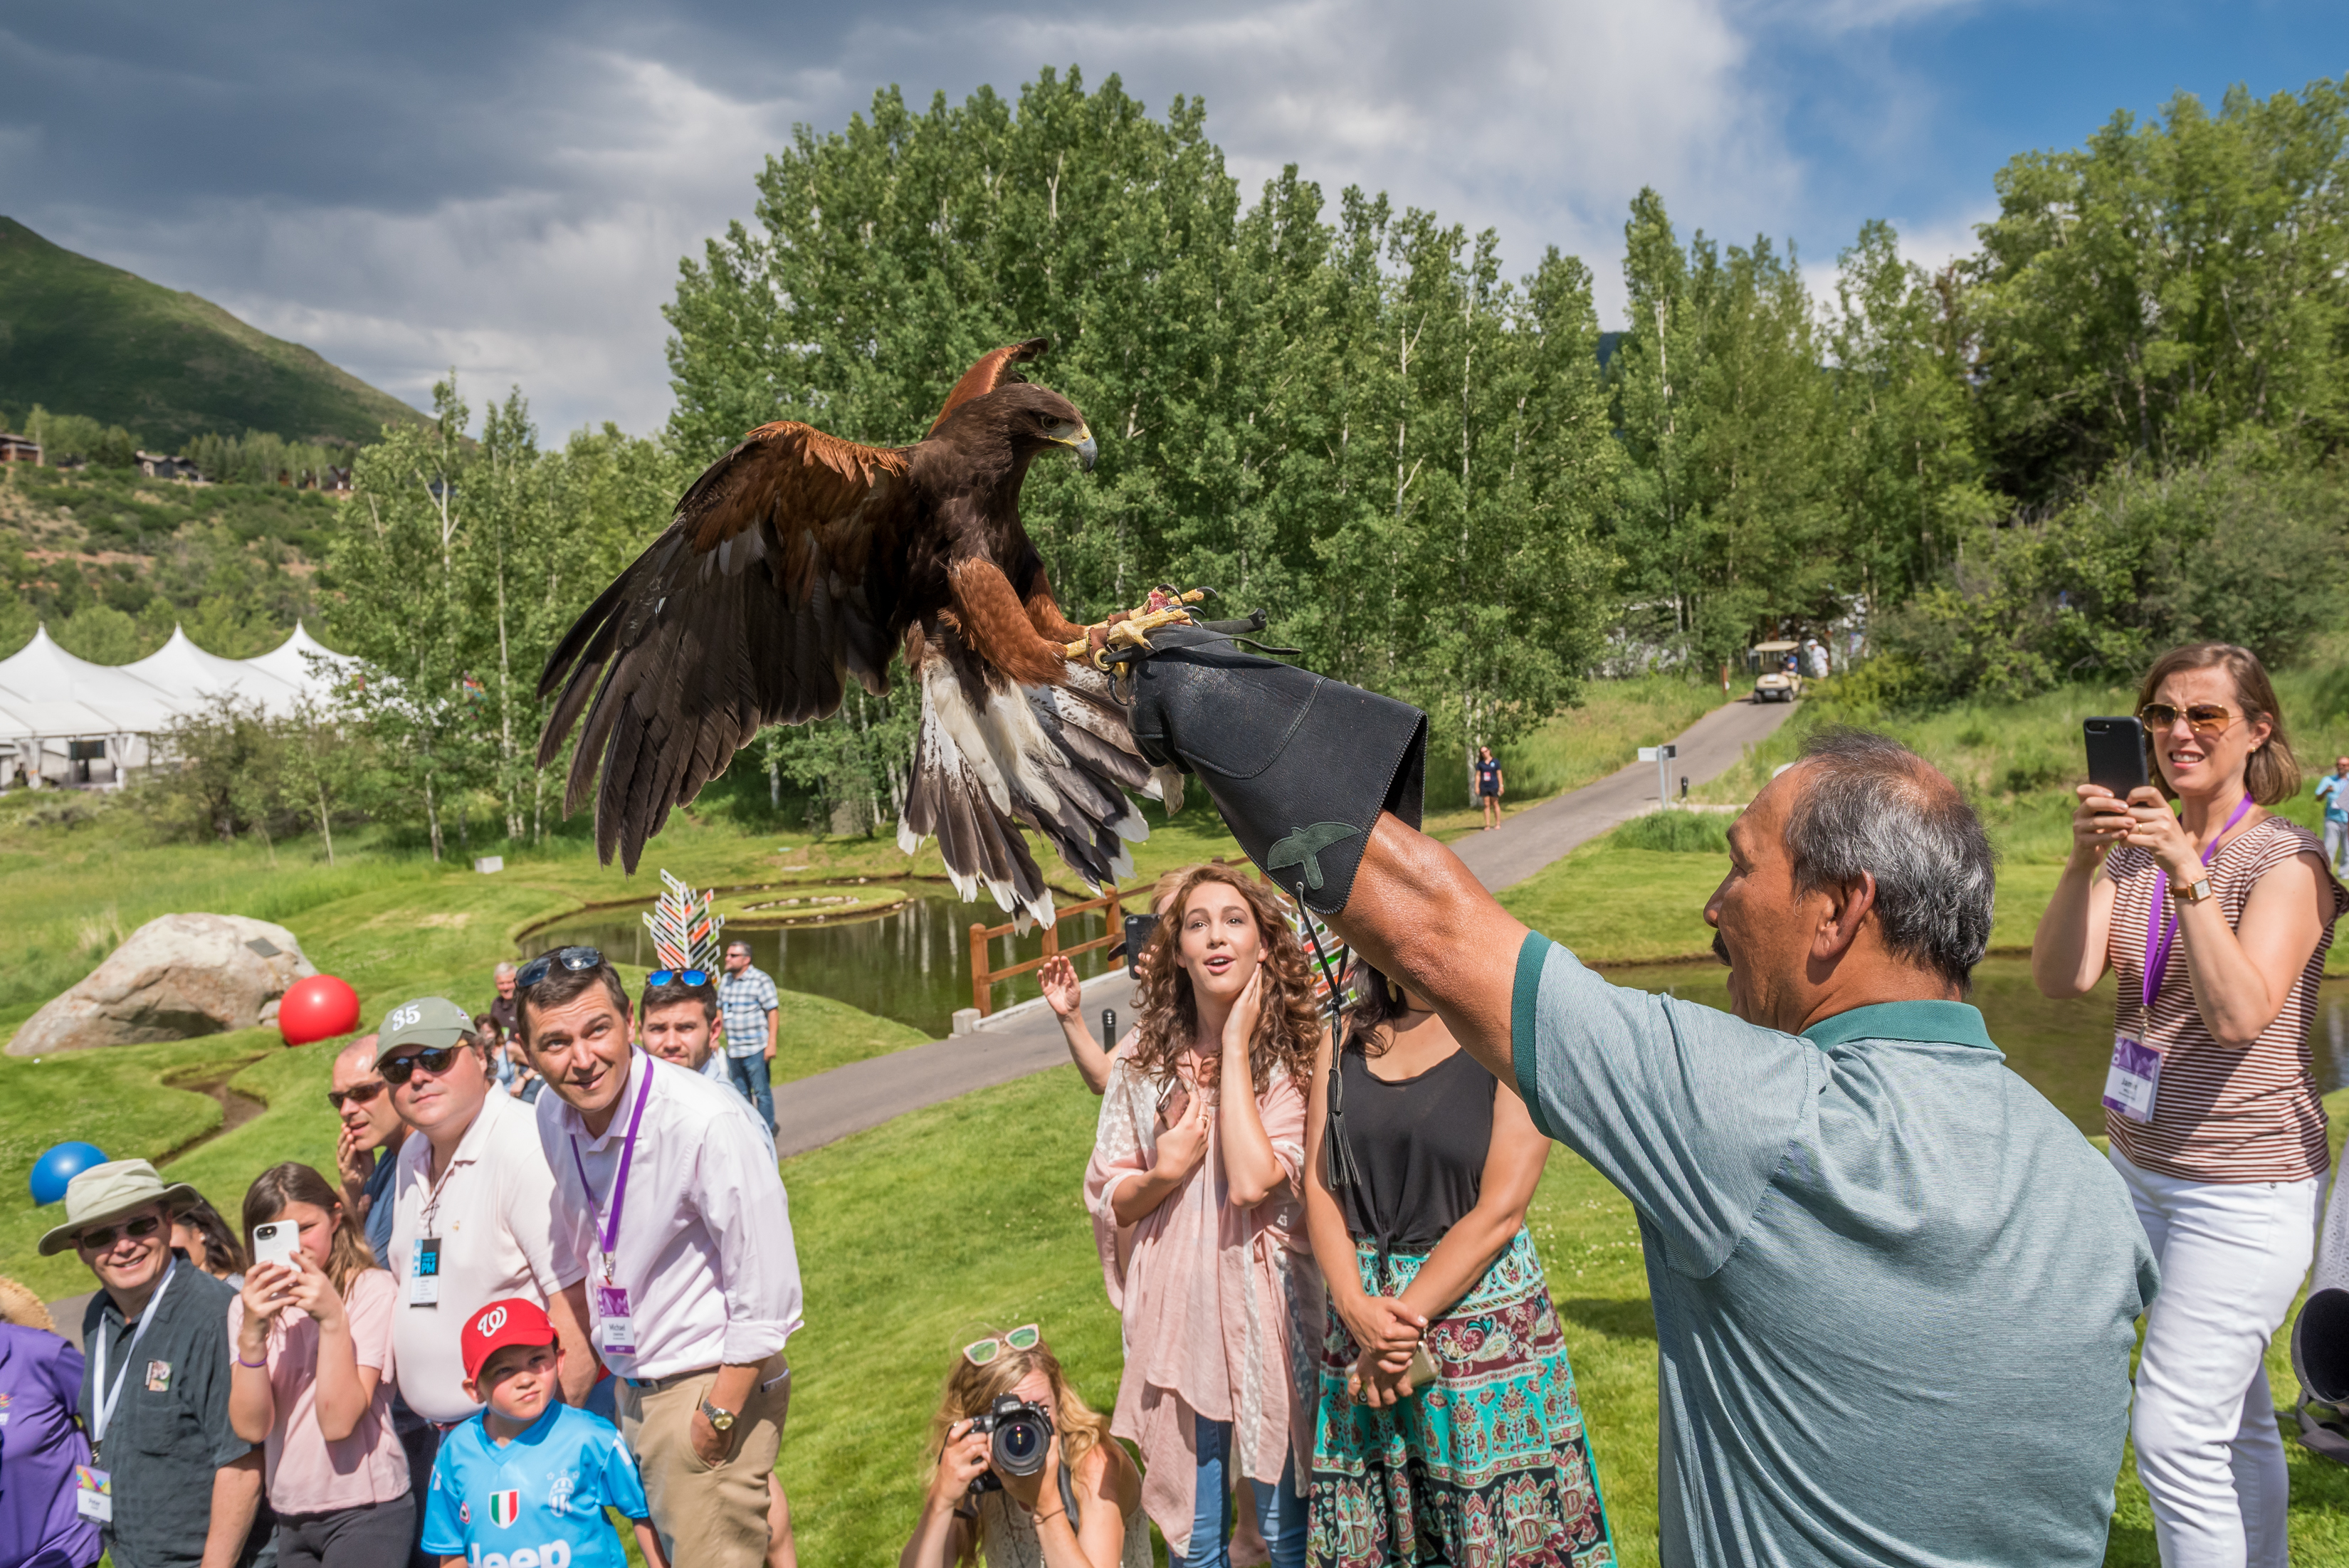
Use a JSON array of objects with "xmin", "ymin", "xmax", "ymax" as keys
[
  {"xmin": 2034, "ymin": 642, "xmax": 2345, "ymax": 1568},
  {"xmin": 228, "ymin": 1162, "xmax": 410, "ymax": 1568},
  {"xmin": 1084, "ymin": 864, "xmax": 1324, "ymax": 1568}
]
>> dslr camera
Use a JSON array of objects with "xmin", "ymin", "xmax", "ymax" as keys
[{"xmin": 965, "ymin": 1394, "xmax": 1054, "ymax": 1493}]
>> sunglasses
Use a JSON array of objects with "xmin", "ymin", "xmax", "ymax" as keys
[
  {"xmin": 382, "ymin": 1045, "xmax": 466, "ymax": 1086},
  {"xmin": 327, "ymin": 1080, "xmax": 387, "ymax": 1112},
  {"xmin": 963, "ymin": 1324, "xmax": 1041, "ymax": 1367},
  {"xmin": 76, "ymin": 1214, "xmax": 164, "ymax": 1251},
  {"xmin": 516, "ymin": 946, "xmax": 603, "ymax": 989},
  {"xmin": 2138, "ymin": 703, "xmax": 2241, "ymax": 737},
  {"xmin": 646, "ymin": 969, "xmax": 710, "ymax": 988}
]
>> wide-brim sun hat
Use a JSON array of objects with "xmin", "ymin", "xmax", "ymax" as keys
[
  {"xmin": 0, "ymin": 1276, "xmax": 54, "ymax": 1331},
  {"xmin": 36, "ymin": 1158, "xmax": 202, "ymax": 1257}
]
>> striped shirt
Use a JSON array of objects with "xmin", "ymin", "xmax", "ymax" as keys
[
  {"xmin": 2104, "ymin": 815, "xmax": 2343, "ymax": 1182},
  {"xmin": 718, "ymin": 964, "xmax": 779, "ymax": 1059}
]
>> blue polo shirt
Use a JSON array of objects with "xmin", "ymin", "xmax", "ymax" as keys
[
  {"xmin": 422, "ymin": 1402, "xmax": 646, "ymax": 1568},
  {"xmin": 1511, "ymin": 935, "xmax": 2159, "ymax": 1567}
]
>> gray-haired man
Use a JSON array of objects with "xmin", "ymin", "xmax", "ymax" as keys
[{"xmin": 1132, "ymin": 635, "xmax": 2161, "ymax": 1568}]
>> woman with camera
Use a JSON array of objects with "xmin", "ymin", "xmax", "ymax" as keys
[
  {"xmin": 900, "ymin": 1326, "xmax": 1148, "ymax": 1568},
  {"xmin": 228, "ymin": 1162, "xmax": 409, "ymax": 1567},
  {"xmin": 1085, "ymin": 863, "xmax": 1325, "ymax": 1568},
  {"xmin": 1303, "ymin": 959, "xmax": 1613, "ymax": 1567},
  {"xmin": 2034, "ymin": 641, "xmax": 2346, "ymax": 1568}
]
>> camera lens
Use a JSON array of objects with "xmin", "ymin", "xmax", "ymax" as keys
[{"xmin": 992, "ymin": 1411, "xmax": 1049, "ymax": 1477}]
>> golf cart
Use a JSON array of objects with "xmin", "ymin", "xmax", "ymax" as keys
[{"xmin": 1750, "ymin": 641, "xmax": 1802, "ymax": 704}]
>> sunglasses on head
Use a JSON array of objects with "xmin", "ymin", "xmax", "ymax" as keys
[
  {"xmin": 327, "ymin": 1080, "xmax": 387, "ymax": 1112},
  {"xmin": 76, "ymin": 1214, "xmax": 164, "ymax": 1251},
  {"xmin": 382, "ymin": 1045, "xmax": 466, "ymax": 1086},
  {"xmin": 963, "ymin": 1324, "xmax": 1041, "ymax": 1367},
  {"xmin": 516, "ymin": 946, "xmax": 604, "ymax": 990},
  {"xmin": 646, "ymin": 968, "xmax": 710, "ymax": 988},
  {"xmin": 2138, "ymin": 703, "xmax": 2241, "ymax": 737}
]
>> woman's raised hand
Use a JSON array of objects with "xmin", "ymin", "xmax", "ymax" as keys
[
  {"xmin": 1039, "ymin": 954, "xmax": 1083, "ymax": 1019},
  {"xmin": 281, "ymin": 1246, "xmax": 346, "ymax": 1332},
  {"xmin": 1152, "ymin": 1080, "xmax": 1212, "ymax": 1179},
  {"xmin": 928, "ymin": 1419, "xmax": 993, "ymax": 1505},
  {"xmin": 236, "ymin": 1264, "xmax": 290, "ymax": 1353},
  {"xmin": 1222, "ymin": 962, "xmax": 1266, "ymax": 1060}
]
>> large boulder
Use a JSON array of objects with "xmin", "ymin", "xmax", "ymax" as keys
[{"xmin": 7, "ymin": 914, "xmax": 317, "ymax": 1056}]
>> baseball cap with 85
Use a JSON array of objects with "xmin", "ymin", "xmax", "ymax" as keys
[{"xmin": 372, "ymin": 996, "xmax": 475, "ymax": 1068}]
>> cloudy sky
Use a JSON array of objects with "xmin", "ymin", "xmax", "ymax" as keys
[{"xmin": 3, "ymin": 1, "xmax": 2343, "ymax": 436}]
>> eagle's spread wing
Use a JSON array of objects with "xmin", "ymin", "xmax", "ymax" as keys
[
  {"xmin": 900, "ymin": 622, "xmax": 1160, "ymax": 930},
  {"xmin": 926, "ymin": 337, "xmax": 1047, "ymax": 437},
  {"xmin": 536, "ymin": 421, "xmax": 916, "ymax": 870}
]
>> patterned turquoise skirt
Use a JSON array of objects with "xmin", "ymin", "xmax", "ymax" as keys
[{"xmin": 1308, "ymin": 1229, "xmax": 1613, "ymax": 1568}]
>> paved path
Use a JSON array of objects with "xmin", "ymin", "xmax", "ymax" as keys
[
  {"xmin": 1449, "ymin": 697, "xmax": 1799, "ymax": 893},
  {"xmin": 773, "ymin": 969, "xmax": 1135, "ymax": 1159}
]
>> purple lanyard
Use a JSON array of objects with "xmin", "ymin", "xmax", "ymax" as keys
[
  {"xmin": 568, "ymin": 1056, "xmax": 654, "ymax": 1278},
  {"xmin": 2143, "ymin": 793, "xmax": 2253, "ymax": 1013}
]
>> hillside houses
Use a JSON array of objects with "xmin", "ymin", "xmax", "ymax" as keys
[
  {"xmin": 135, "ymin": 450, "xmax": 203, "ymax": 480},
  {"xmin": 0, "ymin": 433, "xmax": 39, "ymax": 464}
]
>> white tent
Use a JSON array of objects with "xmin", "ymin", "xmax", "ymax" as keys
[
  {"xmin": 0, "ymin": 626, "xmax": 182, "ymax": 785},
  {"xmin": 243, "ymin": 621, "xmax": 352, "ymax": 705},
  {"xmin": 125, "ymin": 626, "xmax": 308, "ymax": 717}
]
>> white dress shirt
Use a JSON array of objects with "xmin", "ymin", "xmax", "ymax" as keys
[
  {"xmin": 387, "ymin": 1087, "xmax": 582, "ymax": 1422},
  {"xmin": 536, "ymin": 1050, "xmax": 803, "ymax": 1381}
]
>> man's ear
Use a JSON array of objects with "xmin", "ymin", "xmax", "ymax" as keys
[{"xmin": 1812, "ymin": 872, "xmax": 1878, "ymax": 962}]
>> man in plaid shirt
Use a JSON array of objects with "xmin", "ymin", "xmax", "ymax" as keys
[{"xmin": 716, "ymin": 940, "xmax": 779, "ymax": 1127}]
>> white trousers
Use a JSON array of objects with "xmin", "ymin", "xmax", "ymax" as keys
[{"xmin": 2113, "ymin": 1147, "xmax": 2321, "ymax": 1568}]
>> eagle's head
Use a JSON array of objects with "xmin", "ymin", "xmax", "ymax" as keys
[{"xmin": 944, "ymin": 381, "xmax": 1098, "ymax": 473}]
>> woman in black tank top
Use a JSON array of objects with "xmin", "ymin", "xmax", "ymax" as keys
[{"xmin": 1302, "ymin": 959, "xmax": 1613, "ymax": 1567}]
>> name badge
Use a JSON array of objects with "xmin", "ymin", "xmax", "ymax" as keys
[
  {"xmin": 74, "ymin": 1465, "xmax": 112, "ymax": 1522},
  {"xmin": 409, "ymin": 1238, "xmax": 441, "ymax": 1307},
  {"xmin": 2103, "ymin": 1033, "xmax": 2161, "ymax": 1123},
  {"xmin": 594, "ymin": 1283, "xmax": 636, "ymax": 1357}
]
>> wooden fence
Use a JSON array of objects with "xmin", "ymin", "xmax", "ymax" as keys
[{"xmin": 967, "ymin": 887, "xmax": 1128, "ymax": 1018}]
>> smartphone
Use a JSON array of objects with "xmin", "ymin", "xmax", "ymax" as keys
[
  {"xmin": 1122, "ymin": 914, "xmax": 1160, "ymax": 980},
  {"xmin": 251, "ymin": 1221, "xmax": 298, "ymax": 1272},
  {"xmin": 2083, "ymin": 717, "xmax": 2150, "ymax": 799}
]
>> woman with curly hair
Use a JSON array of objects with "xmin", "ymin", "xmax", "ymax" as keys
[
  {"xmin": 1305, "ymin": 959, "xmax": 1614, "ymax": 1567},
  {"xmin": 1085, "ymin": 863, "xmax": 1326, "ymax": 1568}
]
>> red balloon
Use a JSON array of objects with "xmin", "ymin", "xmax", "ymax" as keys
[{"xmin": 280, "ymin": 974, "xmax": 362, "ymax": 1046}]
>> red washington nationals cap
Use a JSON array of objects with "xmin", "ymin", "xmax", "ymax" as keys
[{"xmin": 461, "ymin": 1296, "xmax": 555, "ymax": 1382}]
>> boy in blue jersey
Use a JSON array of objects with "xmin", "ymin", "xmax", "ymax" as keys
[{"xmin": 423, "ymin": 1297, "xmax": 668, "ymax": 1568}]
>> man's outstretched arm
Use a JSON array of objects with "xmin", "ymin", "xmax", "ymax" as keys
[{"xmin": 1327, "ymin": 813, "xmax": 1530, "ymax": 1087}]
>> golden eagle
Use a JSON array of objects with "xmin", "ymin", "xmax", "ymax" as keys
[{"xmin": 536, "ymin": 340, "xmax": 1182, "ymax": 928}]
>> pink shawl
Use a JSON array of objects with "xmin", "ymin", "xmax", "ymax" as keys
[{"xmin": 1084, "ymin": 1051, "xmax": 1320, "ymax": 1557}]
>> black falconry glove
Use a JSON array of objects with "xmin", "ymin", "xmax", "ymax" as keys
[{"xmin": 1125, "ymin": 624, "xmax": 1426, "ymax": 915}]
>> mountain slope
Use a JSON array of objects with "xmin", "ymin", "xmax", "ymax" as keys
[{"xmin": 0, "ymin": 216, "xmax": 421, "ymax": 447}]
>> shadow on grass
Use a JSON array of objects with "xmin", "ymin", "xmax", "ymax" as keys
[{"xmin": 1556, "ymin": 1297, "xmax": 1656, "ymax": 1341}]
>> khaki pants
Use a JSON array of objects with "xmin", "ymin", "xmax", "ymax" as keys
[{"xmin": 616, "ymin": 1355, "xmax": 790, "ymax": 1568}]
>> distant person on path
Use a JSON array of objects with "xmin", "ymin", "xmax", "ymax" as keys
[
  {"xmin": 169, "ymin": 1197, "xmax": 246, "ymax": 1289},
  {"xmin": 378, "ymin": 997, "xmax": 593, "ymax": 1426},
  {"xmin": 1303, "ymin": 959, "xmax": 1612, "ymax": 1567},
  {"xmin": 520, "ymin": 949, "xmax": 804, "ymax": 1568},
  {"xmin": 41, "ymin": 1159, "xmax": 268, "ymax": 1568},
  {"xmin": 0, "ymin": 1282, "xmax": 101, "ymax": 1568},
  {"xmin": 325, "ymin": 1033, "xmax": 435, "ymax": 1567},
  {"xmin": 1166, "ymin": 706, "xmax": 2157, "ymax": 1560},
  {"xmin": 899, "ymin": 1325, "xmax": 1150, "ymax": 1568},
  {"xmin": 228, "ymin": 1164, "xmax": 411, "ymax": 1568},
  {"xmin": 2317, "ymin": 755, "xmax": 2349, "ymax": 877},
  {"xmin": 1084, "ymin": 864, "xmax": 1322, "ymax": 1568},
  {"xmin": 718, "ymin": 940, "xmax": 780, "ymax": 1127},
  {"xmin": 1473, "ymin": 747, "xmax": 1503, "ymax": 831},
  {"xmin": 2034, "ymin": 642, "xmax": 2345, "ymax": 1567},
  {"xmin": 421, "ymin": 1297, "xmax": 666, "ymax": 1568},
  {"xmin": 487, "ymin": 962, "xmax": 520, "ymax": 1042}
]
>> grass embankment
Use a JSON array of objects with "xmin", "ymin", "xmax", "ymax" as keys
[{"xmin": 1422, "ymin": 674, "xmax": 1726, "ymax": 837}]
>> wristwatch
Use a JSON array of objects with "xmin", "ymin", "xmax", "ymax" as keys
[
  {"xmin": 2172, "ymin": 876, "xmax": 2215, "ymax": 904},
  {"xmin": 698, "ymin": 1396, "xmax": 737, "ymax": 1433}
]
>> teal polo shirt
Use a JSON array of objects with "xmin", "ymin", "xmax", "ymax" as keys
[{"xmin": 1512, "ymin": 935, "xmax": 2158, "ymax": 1567}]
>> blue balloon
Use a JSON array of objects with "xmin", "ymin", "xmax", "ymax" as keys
[{"xmin": 29, "ymin": 1142, "xmax": 107, "ymax": 1207}]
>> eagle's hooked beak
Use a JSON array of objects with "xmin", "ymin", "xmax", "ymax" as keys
[{"xmin": 1071, "ymin": 424, "xmax": 1098, "ymax": 473}]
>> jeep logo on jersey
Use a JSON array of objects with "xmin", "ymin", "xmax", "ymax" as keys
[
  {"xmin": 477, "ymin": 1307, "xmax": 508, "ymax": 1337},
  {"xmin": 488, "ymin": 1489, "xmax": 520, "ymax": 1526},
  {"xmin": 463, "ymin": 1544, "xmax": 572, "ymax": 1567}
]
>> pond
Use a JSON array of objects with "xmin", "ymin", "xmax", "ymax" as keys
[
  {"xmin": 520, "ymin": 895, "xmax": 2349, "ymax": 1131},
  {"xmin": 520, "ymin": 888, "xmax": 1123, "ymax": 1039}
]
